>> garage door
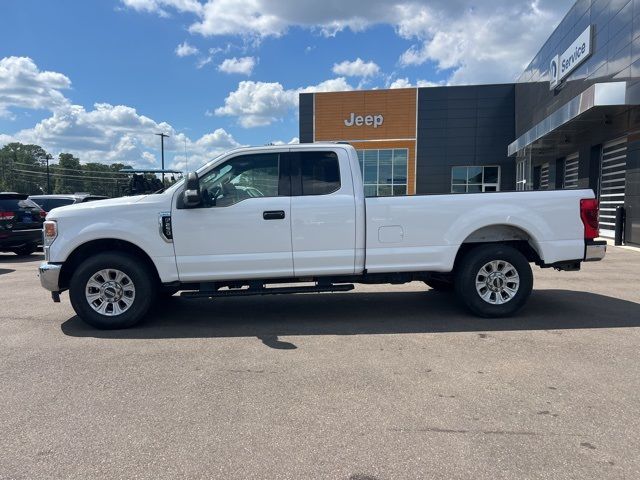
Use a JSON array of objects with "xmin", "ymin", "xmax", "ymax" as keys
[
  {"xmin": 540, "ymin": 163, "xmax": 550, "ymax": 190},
  {"xmin": 599, "ymin": 137, "xmax": 627, "ymax": 238},
  {"xmin": 563, "ymin": 153, "xmax": 579, "ymax": 189}
]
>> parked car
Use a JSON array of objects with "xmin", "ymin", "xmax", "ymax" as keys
[
  {"xmin": 38, "ymin": 143, "xmax": 606, "ymax": 329},
  {"xmin": 29, "ymin": 194, "xmax": 109, "ymax": 213},
  {"xmin": 0, "ymin": 193, "xmax": 45, "ymax": 256}
]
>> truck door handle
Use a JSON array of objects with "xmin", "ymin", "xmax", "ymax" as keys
[{"xmin": 263, "ymin": 210, "xmax": 285, "ymax": 220}]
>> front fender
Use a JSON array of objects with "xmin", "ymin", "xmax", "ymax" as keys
[{"xmin": 49, "ymin": 215, "xmax": 179, "ymax": 283}]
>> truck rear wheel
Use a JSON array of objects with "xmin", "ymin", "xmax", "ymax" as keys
[
  {"xmin": 454, "ymin": 244, "xmax": 533, "ymax": 318},
  {"xmin": 69, "ymin": 252, "xmax": 156, "ymax": 329}
]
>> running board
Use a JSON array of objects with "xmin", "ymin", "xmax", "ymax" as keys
[{"xmin": 179, "ymin": 283, "xmax": 354, "ymax": 298}]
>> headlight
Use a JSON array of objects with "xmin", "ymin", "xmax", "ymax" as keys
[{"xmin": 43, "ymin": 220, "xmax": 58, "ymax": 247}]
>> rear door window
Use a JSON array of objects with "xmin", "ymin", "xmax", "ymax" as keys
[{"xmin": 290, "ymin": 151, "xmax": 341, "ymax": 196}]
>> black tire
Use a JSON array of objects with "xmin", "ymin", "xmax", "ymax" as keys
[
  {"xmin": 454, "ymin": 244, "xmax": 533, "ymax": 318},
  {"xmin": 69, "ymin": 251, "xmax": 156, "ymax": 329},
  {"xmin": 425, "ymin": 278, "xmax": 454, "ymax": 292},
  {"xmin": 13, "ymin": 244, "xmax": 37, "ymax": 256}
]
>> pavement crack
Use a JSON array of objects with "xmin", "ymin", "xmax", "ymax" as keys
[{"xmin": 390, "ymin": 426, "xmax": 580, "ymax": 437}]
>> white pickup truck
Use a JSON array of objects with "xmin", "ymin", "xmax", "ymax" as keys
[{"xmin": 39, "ymin": 143, "xmax": 606, "ymax": 329}]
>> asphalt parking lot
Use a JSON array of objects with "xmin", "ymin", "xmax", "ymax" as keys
[{"xmin": 1, "ymin": 248, "xmax": 639, "ymax": 480}]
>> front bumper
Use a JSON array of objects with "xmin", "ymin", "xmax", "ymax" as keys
[
  {"xmin": 584, "ymin": 240, "xmax": 607, "ymax": 262},
  {"xmin": 39, "ymin": 262, "xmax": 62, "ymax": 292}
]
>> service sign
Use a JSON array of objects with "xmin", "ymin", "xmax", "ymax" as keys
[{"xmin": 550, "ymin": 25, "xmax": 592, "ymax": 90}]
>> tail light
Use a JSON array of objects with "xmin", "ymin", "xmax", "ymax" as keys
[
  {"xmin": 580, "ymin": 198, "xmax": 599, "ymax": 240},
  {"xmin": 0, "ymin": 211, "xmax": 15, "ymax": 220}
]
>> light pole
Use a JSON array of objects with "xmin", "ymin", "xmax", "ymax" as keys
[
  {"xmin": 45, "ymin": 154, "xmax": 52, "ymax": 194},
  {"xmin": 155, "ymin": 132, "xmax": 170, "ymax": 184}
]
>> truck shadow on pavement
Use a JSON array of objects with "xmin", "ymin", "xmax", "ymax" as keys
[{"xmin": 61, "ymin": 289, "xmax": 640, "ymax": 347}]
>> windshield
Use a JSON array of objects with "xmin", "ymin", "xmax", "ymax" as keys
[{"xmin": 32, "ymin": 198, "xmax": 75, "ymax": 211}]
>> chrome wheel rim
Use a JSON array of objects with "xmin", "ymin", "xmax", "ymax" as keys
[
  {"xmin": 475, "ymin": 260, "xmax": 520, "ymax": 305},
  {"xmin": 85, "ymin": 269, "xmax": 136, "ymax": 316}
]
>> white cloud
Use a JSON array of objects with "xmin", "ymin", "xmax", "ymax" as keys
[
  {"xmin": 395, "ymin": 2, "xmax": 566, "ymax": 84},
  {"xmin": 218, "ymin": 56, "xmax": 256, "ymax": 75},
  {"xmin": 388, "ymin": 77, "xmax": 443, "ymax": 88},
  {"xmin": 298, "ymin": 77, "xmax": 353, "ymax": 94},
  {"xmin": 214, "ymin": 81, "xmax": 296, "ymax": 128},
  {"xmin": 121, "ymin": 0, "xmax": 573, "ymax": 84},
  {"xmin": 332, "ymin": 58, "xmax": 380, "ymax": 78},
  {"xmin": 120, "ymin": 0, "xmax": 203, "ymax": 17},
  {"xmin": 0, "ymin": 56, "xmax": 241, "ymax": 170},
  {"xmin": 389, "ymin": 77, "xmax": 412, "ymax": 89},
  {"xmin": 175, "ymin": 41, "xmax": 199, "ymax": 57},
  {"xmin": 215, "ymin": 77, "xmax": 352, "ymax": 128},
  {"xmin": 4, "ymin": 102, "xmax": 240, "ymax": 168},
  {"xmin": 0, "ymin": 56, "xmax": 71, "ymax": 117},
  {"xmin": 270, "ymin": 137, "xmax": 300, "ymax": 145}
]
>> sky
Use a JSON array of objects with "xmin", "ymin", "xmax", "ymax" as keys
[{"xmin": 0, "ymin": 0, "xmax": 574, "ymax": 171}]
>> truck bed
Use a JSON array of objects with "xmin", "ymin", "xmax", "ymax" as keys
[{"xmin": 364, "ymin": 189, "xmax": 592, "ymax": 273}]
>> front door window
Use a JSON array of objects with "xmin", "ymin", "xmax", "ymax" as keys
[{"xmin": 199, "ymin": 153, "xmax": 280, "ymax": 207}]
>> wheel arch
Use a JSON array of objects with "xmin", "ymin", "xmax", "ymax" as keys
[
  {"xmin": 59, "ymin": 238, "xmax": 161, "ymax": 290},
  {"xmin": 453, "ymin": 224, "xmax": 543, "ymax": 270}
]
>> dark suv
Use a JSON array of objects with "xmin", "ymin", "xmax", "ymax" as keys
[
  {"xmin": 29, "ymin": 194, "xmax": 109, "ymax": 212},
  {"xmin": 0, "ymin": 193, "xmax": 45, "ymax": 256}
]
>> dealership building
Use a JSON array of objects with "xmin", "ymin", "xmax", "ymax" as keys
[{"xmin": 299, "ymin": 0, "xmax": 640, "ymax": 245}]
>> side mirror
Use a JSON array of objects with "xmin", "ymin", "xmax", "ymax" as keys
[{"xmin": 183, "ymin": 172, "xmax": 202, "ymax": 208}]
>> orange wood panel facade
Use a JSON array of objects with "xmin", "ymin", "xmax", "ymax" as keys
[
  {"xmin": 314, "ymin": 89, "xmax": 417, "ymax": 142},
  {"xmin": 313, "ymin": 89, "xmax": 418, "ymax": 194}
]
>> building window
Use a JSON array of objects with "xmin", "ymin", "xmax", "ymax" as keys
[
  {"xmin": 356, "ymin": 149, "xmax": 408, "ymax": 197},
  {"xmin": 451, "ymin": 166, "xmax": 500, "ymax": 193}
]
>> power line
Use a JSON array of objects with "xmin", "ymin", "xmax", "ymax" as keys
[
  {"xmin": 12, "ymin": 169, "xmax": 122, "ymax": 182},
  {"xmin": 11, "ymin": 161, "xmax": 131, "ymax": 175}
]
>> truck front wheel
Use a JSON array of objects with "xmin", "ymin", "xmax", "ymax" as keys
[
  {"xmin": 454, "ymin": 244, "xmax": 533, "ymax": 318},
  {"xmin": 69, "ymin": 252, "xmax": 156, "ymax": 329}
]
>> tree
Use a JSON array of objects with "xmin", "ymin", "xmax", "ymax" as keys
[
  {"xmin": 53, "ymin": 153, "xmax": 83, "ymax": 194},
  {"xmin": 1, "ymin": 141, "xmax": 135, "ymax": 197},
  {"xmin": 0, "ymin": 142, "xmax": 51, "ymax": 193}
]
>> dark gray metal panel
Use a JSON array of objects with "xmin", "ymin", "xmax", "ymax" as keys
[
  {"xmin": 577, "ymin": 143, "xmax": 597, "ymax": 189},
  {"xmin": 299, "ymin": 93, "xmax": 314, "ymax": 143},
  {"xmin": 416, "ymin": 84, "xmax": 516, "ymax": 195}
]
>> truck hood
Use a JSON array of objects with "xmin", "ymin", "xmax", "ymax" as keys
[{"xmin": 46, "ymin": 193, "xmax": 171, "ymax": 220}]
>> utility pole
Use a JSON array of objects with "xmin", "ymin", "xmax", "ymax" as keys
[
  {"xmin": 155, "ymin": 133, "xmax": 170, "ymax": 184},
  {"xmin": 45, "ymin": 154, "xmax": 52, "ymax": 194}
]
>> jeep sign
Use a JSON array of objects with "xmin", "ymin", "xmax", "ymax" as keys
[
  {"xmin": 550, "ymin": 25, "xmax": 592, "ymax": 90},
  {"xmin": 344, "ymin": 113, "xmax": 384, "ymax": 128}
]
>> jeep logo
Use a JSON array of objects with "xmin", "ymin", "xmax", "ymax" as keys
[{"xmin": 344, "ymin": 113, "xmax": 384, "ymax": 128}]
